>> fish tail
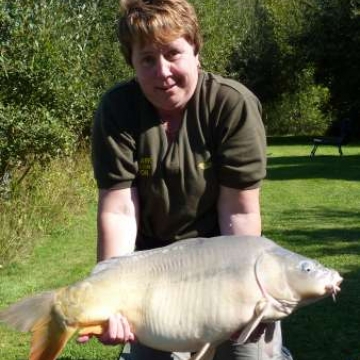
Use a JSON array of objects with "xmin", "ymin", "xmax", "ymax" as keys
[
  {"xmin": 0, "ymin": 289, "xmax": 76, "ymax": 360},
  {"xmin": 30, "ymin": 316, "xmax": 76, "ymax": 360}
]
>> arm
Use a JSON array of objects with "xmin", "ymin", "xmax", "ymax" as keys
[
  {"xmin": 78, "ymin": 187, "xmax": 139, "ymax": 345},
  {"xmin": 97, "ymin": 187, "xmax": 139, "ymax": 261},
  {"xmin": 217, "ymin": 185, "xmax": 261, "ymax": 236},
  {"xmin": 96, "ymin": 187, "xmax": 139, "ymax": 343},
  {"xmin": 218, "ymin": 185, "xmax": 270, "ymax": 341}
]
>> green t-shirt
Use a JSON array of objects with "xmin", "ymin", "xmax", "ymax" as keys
[{"xmin": 92, "ymin": 71, "xmax": 266, "ymax": 249}]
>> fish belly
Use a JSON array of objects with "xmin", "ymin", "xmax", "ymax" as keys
[{"xmin": 120, "ymin": 241, "xmax": 260, "ymax": 351}]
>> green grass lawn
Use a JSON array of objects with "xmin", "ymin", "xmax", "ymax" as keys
[
  {"xmin": 263, "ymin": 137, "xmax": 360, "ymax": 360},
  {"xmin": 0, "ymin": 138, "xmax": 359, "ymax": 360}
]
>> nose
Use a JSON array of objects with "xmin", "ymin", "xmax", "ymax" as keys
[{"xmin": 155, "ymin": 55, "xmax": 172, "ymax": 78}]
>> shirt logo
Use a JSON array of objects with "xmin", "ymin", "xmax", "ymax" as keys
[
  {"xmin": 198, "ymin": 159, "xmax": 212, "ymax": 170},
  {"xmin": 139, "ymin": 157, "xmax": 152, "ymax": 176}
]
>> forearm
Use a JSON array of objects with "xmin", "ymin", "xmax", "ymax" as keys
[
  {"xmin": 219, "ymin": 212, "xmax": 261, "ymax": 236},
  {"xmin": 97, "ymin": 212, "xmax": 137, "ymax": 261},
  {"xmin": 218, "ymin": 186, "xmax": 262, "ymax": 236},
  {"xmin": 97, "ymin": 188, "xmax": 139, "ymax": 262}
]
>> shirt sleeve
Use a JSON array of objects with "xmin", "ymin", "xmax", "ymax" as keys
[
  {"xmin": 212, "ymin": 83, "xmax": 267, "ymax": 189},
  {"xmin": 91, "ymin": 87, "xmax": 138, "ymax": 190}
]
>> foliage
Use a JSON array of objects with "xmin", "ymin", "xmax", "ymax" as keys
[
  {"xmin": 1, "ymin": 0, "xmax": 360, "ymax": 188},
  {"xmin": 226, "ymin": 0, "xmax": 360, "ymax": 135},
  {"xmin": 226, "ymin": 0, "xmax": 333, "ymax": 135},
  {"xmin": 0, "ymin": 0, "xmax": 131, "ymax": 183},
  {"xmin": 297, "ymin": 0, "xmax": 360, "ymax": 124},
  {"xmin": 263, "ymin": 68, "xmax": 332, "ymax": 135},
  {"xmin": 0, "ymin": 150, "xmax": 96, "ymax": 266},
  {"xmin": 227, "ymin": 0, "xmax": 284, "ymax": 103},
  {"xmin": 192, "ymin": 0, "xmax": 252, "ymax": 75},
  {"xmin": 0, "ymin": 103, "xmax": 75, "ymax": 186}
]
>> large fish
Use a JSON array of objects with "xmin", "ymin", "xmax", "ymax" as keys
[{"xmin": 0, "ymin": 235, "xmax": 342, "ymax": 360}]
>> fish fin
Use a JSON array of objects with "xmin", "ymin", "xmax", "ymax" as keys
[
  {"xmin": 30, "ymin": 317, "xmax": 76, "ymax": 360},
  {"xmin": 0, "ymin": 291, "xmax": 55, "ymax": 332},
  {"xmin": 0, "ymin": 289, "xmax": 76, "ymax": 360},
  {"xmin": 77, "ymin": 323, "xmax": 107, "ymax": 336},
  {"xmin": 234, "ymin": 302, "xmax": 269, "ymax": 344},
  {"xmin": 190, "ymin": 343, "xmax": 216, "ymax": 360}
]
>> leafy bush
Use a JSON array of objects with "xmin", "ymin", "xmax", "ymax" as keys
[
  {"xmin": 226, "ymin": 0, "xmax": 286, "ymax": 103},
  {"xmin": 263, "ymin": 68, "xmax": 332, "ymax": 135},
  {"xmin": 0, "ymin": 151, "xmax": 95, "ymax": 265},
  {"xmin": 193, "ymin": 0, "xmax": 251, "ymax": 75},
  {"xmin": 0, "ymin": 0, "xmax": 131, "ymax": 183},
  {"xmin": 297, "ymin": 0, "xmax": 360, "ymax": 124},
  {"xmin": 226, "ymin": 0, "xmax": 339, "ymax": 136},
  {"xmin": 0, "ymin": 103, "xmax": 75, "ymax": 186}
]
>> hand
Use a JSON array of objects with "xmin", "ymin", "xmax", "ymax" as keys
[{"xmin": 77, "ymin": 313, "xmax": 135, "ymax": 345}]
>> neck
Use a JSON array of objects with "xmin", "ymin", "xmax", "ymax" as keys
[
  {"xmin": 158, "ymin": 107, "xmax": 184, "ymax": 120},
  {"xmin": 161, "ymin": 116, "xmax": 182, "ymax": 143}
]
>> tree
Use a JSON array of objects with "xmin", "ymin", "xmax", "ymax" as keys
[
  {"xmin": 227, "ymin": 0, "xmax": 332, "ymax": 135},
  {"xmin": 0, "ymin": 0, "xmax": 132, "ymax": 186},
  {"xmin": 299, "ymin": 0, "xmax": 360, "ymax": 130}
]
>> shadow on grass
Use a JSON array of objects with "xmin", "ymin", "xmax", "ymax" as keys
[
  {"xmin": 265, "ymin": 206, "xmax": 360, "ymax": 248},
  {"xmin": 264, "ymin": 207, "xmax": 360, "ymax": 279},
  {"xmin": 267, "ymin": 154, "xmax": 360, "ymax": 182}
]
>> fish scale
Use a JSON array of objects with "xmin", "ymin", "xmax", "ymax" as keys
[{"xmin": 140, "ymin": 246, "xmax": 215, "ymax": 349}]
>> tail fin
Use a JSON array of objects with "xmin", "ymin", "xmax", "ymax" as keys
[{"xmin": 0, "ymin": 290, "xmax": 76, "ymax": 360}]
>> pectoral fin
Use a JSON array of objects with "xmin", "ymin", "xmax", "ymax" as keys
[
  {"xmin": 233, "ymin": 301, "xmax": 270, "ymax": 344},
  {"xmin": 189, "ymin": 343, "xmax": 216, "ymax": 360}
]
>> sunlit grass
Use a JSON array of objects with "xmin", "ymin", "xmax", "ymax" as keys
[{"xmin": 262, "ymin": 137, "xmax": 360, "ymax": 360}]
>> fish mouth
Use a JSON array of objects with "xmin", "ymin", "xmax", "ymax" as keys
[{"xmin": 325, "ymin": 273, "xmax": 343, "ymax": 302}]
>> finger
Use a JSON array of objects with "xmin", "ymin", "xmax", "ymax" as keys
[
  {"xmin": 97, "ymin": 314, "xmax": 135, "ymax": 345},
  {"xmin": 108, "ymin": 314, "xmax": 124, "ymax": 340},
  {"xmin": 98, "ymin": 314, "xmax": 126, "ymax": 345},
  {"xmin": 77, "ymin": 334, "xmax": 91, "ymax": 344},
  {"xmin": 118, "ymin": 314, "xmax": 135, "ymax": 342}
]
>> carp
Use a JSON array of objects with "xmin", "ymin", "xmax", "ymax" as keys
[{"xmin": 0, "ymin": 235, "xmax": 342, "ymax": 360}]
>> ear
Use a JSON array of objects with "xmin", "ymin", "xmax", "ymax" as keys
[{"xmin": 195, "ymin": 54, "xmax": 201, "ymax": 68}]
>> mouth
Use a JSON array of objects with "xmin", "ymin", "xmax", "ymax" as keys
[
  {"xmin": 156, "ymin": 83, "xmax": 176, "ymax": 92},
  {"xmin": 325, "ymin": 273, "xmax": 343, "ymax": 302}
]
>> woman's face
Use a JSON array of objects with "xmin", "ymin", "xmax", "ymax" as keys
[{"xmin": 131, "ymin": 37, "xmax": 199, "ymax": 115}]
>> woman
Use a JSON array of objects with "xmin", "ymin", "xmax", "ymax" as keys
[{"xmin": 83, "ymin": 0, "xmax": 291, "ymax": 359}]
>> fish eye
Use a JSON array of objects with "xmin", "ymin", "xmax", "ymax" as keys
[{"xmin": 299, "ymin": 260, "xmax": 315, "ymax": 273}]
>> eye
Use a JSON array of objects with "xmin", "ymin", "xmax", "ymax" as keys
[
  {"xmin": 141, "ymin": 55, "xmax": 156, "ymax": 67},
  {"xmin": 165, "ymin": 49, "xmax": 181, "ymax": 60},
  {"xmin": 299, "ymin": 260, "xmax": 316, "ymax": 273}
]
